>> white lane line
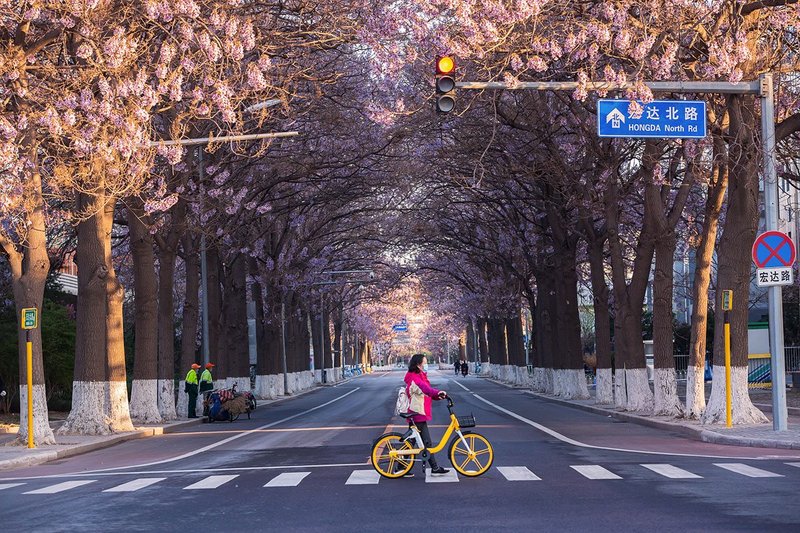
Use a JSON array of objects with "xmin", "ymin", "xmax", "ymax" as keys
[
  {"xmin": 714, "ymin": 463, "xmax": 783, "ymax": 478},
  {"xmin": 75, "ymin": 387, "xmax": 361, "ymax": 474},
  {"xmin": 184, "ymin": 475, "xmax": 239, "ymax": 489},
  {"xmin": 0, "ymin": 483, "xmax": 25, "ymax": 490},
  {"xmin": 496, "ymin": 466, "xmax": 541, "ymax": 481},
  {"xmin": 451, "ymin": 380, "xmax": 470, "ymax": 392},
  {"xmin": 425, "ymin": 468, "xmax": 459, "ymax": 483},
  {"xmin": 265, "ymin": 472, "xmax": 310, "ymax": 487},
  {"xmin": 24, "ymin": 480, "xmax": 96, "ymax": 494},
  {"xmin": 641, "ymin": 464, "xmax": 702, "ymax": 479},
  {"xmin": 345, "ymin": 470, "xmax": 381, "ymax": 485},
  {"xmin": 787, "ymin": 462, "xmax": 800, "ymax": 469},
  {"xmin": 103, "ymin": 477, "xmax": 166, "ymax": 492},
  {"xmin": 571, "ymin": 465, "xmax": 622, "ymax": 480},
  {"xmin": 471, "ymin": 393, "xmax": 795, "ymax": 460}
]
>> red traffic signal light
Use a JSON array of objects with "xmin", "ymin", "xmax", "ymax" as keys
[{"xmin": 435, "ymin": 55, "xmax": 456, "ymax": 114}]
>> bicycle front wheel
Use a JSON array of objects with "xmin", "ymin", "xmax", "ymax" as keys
[
  {"xmin": 371, "ymin": 432, "xmax": 414, "ymax": 479},
  {"xmin": 449, "ymin": 432, "xmax": 493, "ymax": 477}
]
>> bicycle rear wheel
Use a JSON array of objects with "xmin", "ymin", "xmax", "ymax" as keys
[
  {"xmin": 448, "ymin": 432, "xmax": 493, "ymax": 477},
  {"xmin": 371, "ymin": 432, "xmax": 414, "ymax": 478}
]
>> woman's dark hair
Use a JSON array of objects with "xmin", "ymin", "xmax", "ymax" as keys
[{"xmin": 407, "ymin": 353, "xmax": 426, "ymax": 373}]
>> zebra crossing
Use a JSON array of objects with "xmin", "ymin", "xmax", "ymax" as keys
[{"xmin": 3, "ymin": 461, "xmax": 797, "ymax": 495}]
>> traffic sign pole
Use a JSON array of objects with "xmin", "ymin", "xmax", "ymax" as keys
[
  {"xmin": 760, "ymin": 74, "xmax": 788, "ymax": 431},
  {"xmin": 20, "ymin": 307, "xmax": 38, "ymax": 448}
]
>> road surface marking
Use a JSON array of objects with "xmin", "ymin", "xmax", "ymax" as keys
[
  {"xmin": 425, "ymin": 468, "xmax": 459, "ymax": 483},
  {"xmin": 77, "ymin": 387, "xmax": 361, "ymax": 474},
  {"xmin": 571, "ymin": 465, "xmax": 621, "ymax": 480},
  {"xmin": 345, "ymin": 470, "xmax": 381, "ymax": 485},
  {"xmin": 787, "ymin": 462, "xmax": 800, "ymax": 469},
  {"xmin": 183, "ymin": 475, "xmax": 239, "ymax": 489},
  {"xmin": 265, "ymin": 472, "xmax": 310, "ymax": 487},
  {"xmin": 451, "ymin": 380, "xmax": 470, "ymax": 392},
  {"xmin": 103, "ymin": 478, "xmax": 166, "ymax": 492},
  {"xmin": 23, "ymin": 480, "xmax": 96, "ymax": 494},
  {"xmin": 0, "ymin": 483, "xmax": 25, "ymax": 490},
  {"xmin": 497, "ymin": 466, "xmax": 541, "ymax": 481},
  {"xmin": 714, "ymin": 463, "xmax": 783, "ymax": 478},
  {"xmin": 471, "ymin": 393, "xmax": 798, "ymax": 460},
  {"xmin": 640, "ymin": 464, "xmax": 702, "ymax": 479}
]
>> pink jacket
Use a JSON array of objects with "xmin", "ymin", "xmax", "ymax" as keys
[{"xmin": 404, "ymin": 371, "xmax": 441, "ymax": 423}]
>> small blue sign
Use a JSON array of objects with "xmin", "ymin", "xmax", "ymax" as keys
[
  {"xmin": 392, "ymin": 324, "xmax": 408, "ymax": 332},
  {"xmin": 597, "ymin": 100, "xmax": 706, "ymax": 139}
]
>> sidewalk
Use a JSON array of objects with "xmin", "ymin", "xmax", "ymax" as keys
[{"xmin": 485, "ymin": 377, "xmax": 800, "ymax": 450}]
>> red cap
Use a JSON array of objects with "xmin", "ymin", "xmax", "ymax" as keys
[
  {"xmin": 205, "ymin": 363, "xmax": 215, "ymax": 369},
  {"xmin": 191, "ymin": 363, "xmax": 201, "ymax": 369}
]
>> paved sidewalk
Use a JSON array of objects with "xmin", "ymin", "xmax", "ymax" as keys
[{"xmin": 485, "ymin": 377, "xmax": 800, "ymax": 450}]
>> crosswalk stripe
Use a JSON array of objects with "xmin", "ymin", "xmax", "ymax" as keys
[
  {"xmin": 103, "ymin": 478, "xmax": 166, "ymax": 493},
  {"xmin": 345, "ymin": 470, "xmax": 381, "ymax": 485},
  {"xmin": 786, "ymin": 462, "xmax": 800, "ymax": 469},
  {"xmin": 0, "ymin": 483, "xmax": 25, "ymax": 490},
  {"xmin": 425, "ymin": 468, "xmax": 459, "ymax": 483},
  {"xmin": 641, "ymin": 464, "xmax": 702, "ymax": 479},
  {"xmin": 571, "ymin": 465, "xmax": 621, "ymax": 480},
  {"xmin": 23, "ymin": 480, "xmax": 96, "ymax": 494},
  {"xmin": 497, "ymin": 466, "xmax": 541, "ymax": 481},
  {"xmin": 714, "ymin": 463, "xmax": 783, "ymax": 478},
  {"xmin": 183, "ymin": 475, "xmax": 239, "ymax": 490},
  {"xmin": 264, "ymin": 472, "xmax": 310, "ymax": 487}
]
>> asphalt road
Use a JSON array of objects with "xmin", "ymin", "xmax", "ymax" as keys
[{"xmin": 3, "ymin": 370, "xmax": 800, "ymax": 532}]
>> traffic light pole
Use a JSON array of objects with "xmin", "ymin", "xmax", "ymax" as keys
[{"xmin": 456, "ymin": 74, "xmax": 787, "ymax": 430}]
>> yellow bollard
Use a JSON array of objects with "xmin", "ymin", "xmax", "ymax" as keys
[
  {"xmin": 26, "ymin": 337, "xmax": 34, "ymax": 448},
  {"xmin": 722, "ymin": 290, "xmax": 732, "ymax": 429}
]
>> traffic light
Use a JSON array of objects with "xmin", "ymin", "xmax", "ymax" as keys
[{"xmin": 435, "ymin": 55, "xmax": 456, "ymax": 114}]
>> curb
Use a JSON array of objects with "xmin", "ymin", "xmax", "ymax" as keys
[{"xmin": 480, "ymin": 376, "xmax": 800, "ymax": 451}]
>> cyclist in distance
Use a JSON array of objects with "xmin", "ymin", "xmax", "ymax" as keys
[{"xmin": 404, "ymin": 353, "xmax": 449, "ymax": 475}]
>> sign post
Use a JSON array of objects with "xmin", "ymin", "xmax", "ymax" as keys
[
  {"xmin": 20, "ymin": 307, "xmax": 38, "ymax": 448},
  {"xmin": 721, "ymin": 291, "xmax": 733, "ymax": 428}
]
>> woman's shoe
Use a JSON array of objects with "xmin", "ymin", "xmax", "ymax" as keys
[{"xmin": 430, "ymin": 467, "xmax": 450, "ymax": 475}]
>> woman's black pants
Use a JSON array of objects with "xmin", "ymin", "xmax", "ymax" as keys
[{"xmin": 413, "ymin": 421, "xmax": 440, "ymax": 469}]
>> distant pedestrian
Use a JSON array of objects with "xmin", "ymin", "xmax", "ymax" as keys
[
  {"xmin": 461, "ymin": 361, "xmax": 468, "ymax": 377},
  {"xmin": 454, "ymin": 360, "xmax": 460, "ymax": 375},
  {"xmin": 185, "ymin": 364, "xmax": 201, "ymax": 418}
]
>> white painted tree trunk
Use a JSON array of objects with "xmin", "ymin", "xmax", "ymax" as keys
[
  {"xmin": 531, "ymin": 367, "xmax": 546, "ymax": 392},
  {"xmin": 542, "ymin": 368, "xmax": 554, "ymax": 394},
  {"xmin": 157, "ymin": 379, "xmax": 177, "ymax": 421},
  {"xmin": 614, "ymin": 370, "xmax": 626, "ymax": 409},
  {"xmin": 701, "ymin": 366, "xmax": 768, "ymax": 425},
  {"xmin": 226, "ymin": 376, "xmax": 250, "ymax": 393},
  {"xmin": 685, "ymin": 365, "xmax": 706, "ymax": 419},
  {"xmin": 59, "ymin": 381, "xmax": 134, "ymax": 435},
  {"xmin": 653, "ymin": 368, "xmax": 684, "ymax": 417},
  {"xmin": 623, "ymin": 368, "xmax": 654, "ymax": 413},
  {"xmin": 595, "ymin": 368, "xmax": 614, "ymax": 405},
  {"xmin": 176, "ymin": 389, "xmax": 189, "ymax": 419},
  {"xmin": 129, "ymin": 379, "xmax": 162, "ymax": 424},
  {"xmin": 553, "ymin": 369, "xmax": 590, "ymax": 399},
  {"xmin": 17, "ymin": 384, "xmax": 55, "ymax": 445}
]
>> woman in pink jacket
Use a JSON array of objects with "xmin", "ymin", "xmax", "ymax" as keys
[{"xmin": 404, "ymin": 353, "xmax": 449, "ymax": 475}]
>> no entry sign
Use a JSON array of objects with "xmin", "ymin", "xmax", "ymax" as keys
[{"xmin": 752, "ymin": 231, "xmax": 796, "ymax": 286}]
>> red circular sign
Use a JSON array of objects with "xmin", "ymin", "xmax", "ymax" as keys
[{"xmin": 752, "ymin": 231, "xmax": 796, "ymax": 268}]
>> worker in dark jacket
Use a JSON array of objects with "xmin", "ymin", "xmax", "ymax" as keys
[{"xmin": 185, "ymin": 363, "xmax": 201, "ymax": 418}]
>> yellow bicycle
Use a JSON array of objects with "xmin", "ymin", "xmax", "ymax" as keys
[{"xmin": 371, "ymin": 397, "xmax": 493, "ymax": 478}]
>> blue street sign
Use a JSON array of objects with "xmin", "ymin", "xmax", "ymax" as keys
[
  {"xmin": 597, "ymin": 100, "xmax": 706, "ymax": 139},
  {"xmin": 752, "ymin": 231, "xmax": 796, "ymax": 268},
  {"xmin": 392, "ymin": 324, "xmax": 408, "ymax": 332}
]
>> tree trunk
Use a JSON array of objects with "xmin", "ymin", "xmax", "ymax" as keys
[
  {"xmin": 587, "ymin": 235, "xmax": 613, "ymax": 405},
  {"xmin": 177, "ymin": 234, "xmax": 200, "ymax": 419},
  {"xmin": 127, "ymin": 202, "xmax": 161, "ymax": 423},
  {"xmin": 552, "ymin": 247, "xmax": 589, "ymax": 399},
  {"xmin": 652, "ymin": 233, "xmax": 683, "ymax": 416},
  {"xmin": 206, "ymin": 247, "xmax": 223, "ymax": 386},
  {"xmin": 687, "ymin": 138, "xmax": 727, "ymax": 419},
  {"xmin": 5, "ymin": 168, "xmax": 54, "ymax": 445},
  {"xmin": 703, "ymin": 96, "xmax": 767, "ymax": 425},
  {"xmin": 466, "ymin": 320, "xmax": 476, "ymax": 366},
  {"xmin": 156, "ymin": 245, "xmax": 178, "ymax": 420},
  {"xmin": 221, "ymin": 254, "xmax": 249, "ymax": 391},
  {"xmin": 61, "ymin": 191, "xmax": 133, "ymax": 435},
  {"xmin": 477, "ymin": 317, "xmax": 489, "ymax": 363}
]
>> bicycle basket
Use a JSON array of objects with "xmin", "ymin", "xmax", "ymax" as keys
[{"xmin": 457, "ymin": 415, "xmax": 476, "ymax": 428}]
